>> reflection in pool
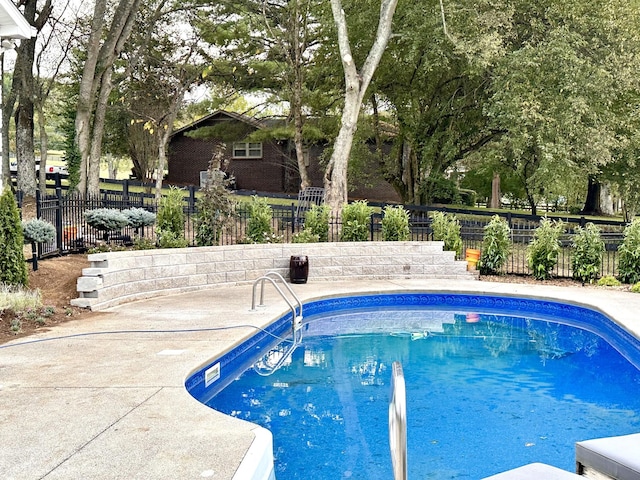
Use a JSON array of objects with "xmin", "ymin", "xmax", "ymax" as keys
[{"xmin": 193, "ymin": 295, "xmax": 640, "ymax": 479}]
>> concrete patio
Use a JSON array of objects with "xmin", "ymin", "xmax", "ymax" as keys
[{"xmin": 2, "ymin": 278, "xmax": 640, "ymax": 479}]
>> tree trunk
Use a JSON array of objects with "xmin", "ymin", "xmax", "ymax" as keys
[
  {"xmin": 15, "ymin": 102, "xmax": 37, "ymax": 197},
  {"xmin": 293, "ymin": 91, "xmax": 310, "ymax": 191},
  {"xmin": 37, "ymin": 104, "xmax": 48, "ymax": 191},
  {"xmin": 582, "ymin": 176, "xmax": 602, "ymax": 216},
  {"xmin": 490, "ymin": 172, "xmax": 501, "ymax": 209},
  {"xmin": 13, "ymin": 0, "xmax": 39, "ymax": 198},
  {"xmin": 291, "ymin": 0, "xmax": 310, "ymax": 191},
  {"xmin": 155, "ymin": 91, "xmax": 186, "ymax": 202},
  {"xmin": 324, "ymin": 0, "xmax": 399, "ymax": 218},
  {"xmin": 599, "ymin": 182, "xmax": 615, "ymax": 216},
  {"xmin": 0, "ymin": 52, "xmax": 13, "ymax": 190}
]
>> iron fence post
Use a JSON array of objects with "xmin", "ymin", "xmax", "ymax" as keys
[
  {"xmin": 291, "ymin": 203, "xmax": 295, "ymax": 235},
  {"xmin": 55, "ymin": 186, "xmax": 63, "ymax": 255}
]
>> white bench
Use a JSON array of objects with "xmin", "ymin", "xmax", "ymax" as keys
[{"xmin": 576, "ymin": 433, "xmax": 640, "ymax": 480}]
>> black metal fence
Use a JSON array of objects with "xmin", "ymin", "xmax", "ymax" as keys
[{"xmin": 23, "ymin": 176, "xmax": 627, "ymax": 279}]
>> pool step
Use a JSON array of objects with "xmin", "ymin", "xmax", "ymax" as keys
[{"xmin": 481, "ymin": 463, "xmax": 581, "ymax": 479}]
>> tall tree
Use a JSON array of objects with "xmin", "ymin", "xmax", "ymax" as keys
[
  {"xmin": 12, "ymin": 0, "xmax": 52, "ymax": 198},
  {"xmin": 34, "ymin": 0, "xmax": 79, "ymax": 192},
  {"xmin": 116, "ymin": 1, "xmax": 208, "ymax": 200},
  {"xmin": 323, "ymin": 0, "xmax": 399, "ymax": 216},
  {"xmin": 75, "ymin": 0, "xmax": 141, "ymax": 197}
]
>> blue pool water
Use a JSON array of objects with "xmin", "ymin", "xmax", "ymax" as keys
[{"xmin": 191, "ymin": 294, "xmax": 640, "ymax": 479}]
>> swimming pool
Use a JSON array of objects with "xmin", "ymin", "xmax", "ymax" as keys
[{"xmin": 186, "ymin": 293, "xmax": 640, "ymax": 479}]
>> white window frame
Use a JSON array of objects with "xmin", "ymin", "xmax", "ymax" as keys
[{"xmin": 232, "ymin": 142, "xmax": 263, "ymax": 159}]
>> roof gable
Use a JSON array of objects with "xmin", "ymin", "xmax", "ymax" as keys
[
  {"xmin": 172, "ymin": 110, "xmax": 267, "ymax": 137},
  {"xmin": 0, "ymin": 0, "xmax": 36, "ymax": 39}
]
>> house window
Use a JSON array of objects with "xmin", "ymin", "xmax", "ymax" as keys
[{"xmin": 233, "ymin": 142, "xmax": 263, "ymax": 159}]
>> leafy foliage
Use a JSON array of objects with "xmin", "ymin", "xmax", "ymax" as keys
[
  {"xmin": 618, "ymin": 219, "xmax": 640, "ymax": 284},
  {"xmin": 341, "ymin": 200, "xmax": 372, "ymax": 242},
  {"xmin": 430, "ymin": 211, "xmax": 463, "ymax": 258},
  {"xmin": 381, "ymin": 205, "xmax": 410, "ymax": 241},
  {"xmin": 292, "ymin": 230, "xmax": 320, "ymax": 243},
  {"xmin": 302, "ymin": 204, "xmax": 331, "ymax": 242},
  {"xmin": 195, "ymin": 166, "xmax": 236, "ymax": 247},
  {"xmin": 571, "ymin": 223, "xmax": 604, "ymax": 283},
  {"xmin": 597, "ymin": 275, "xmax": 620, "ymax": 287},
  {"xmin": 22, "ymin": 219, "xmax": 56, "ymax": 244},
  {"xmin": 527, "ymin": 218, "xmax": 565, "ymax": 280},
  {"xmin": 478, "ymin": 215, "xmax": 511, "ymax": 275},
  {"xmin": 0, "ymin": 188, "xmax": 28, "ymax": 286},
  {"xmin": 156, "ymin": 187, "xmax": 189, "ymax": 248},
  {"xmin": 245, "ymin": 196, "xmax": 274, "ymax": 244}
]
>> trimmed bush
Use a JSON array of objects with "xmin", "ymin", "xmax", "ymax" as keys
[
  {"xmin": 478, "ymin": 215, "xmax": 511, "ymax": 275},
  {"xmin": 22, "ymin": 219, "xmax": 56, "ymax": 244},
  {"xmin": 527, "ymin": 218, "xmax": 565, "ymax": 280},
  {"xmin": 0, "ymin": 188, "xmax": 28, "ymax": 286},
  {"xmin": 156, "ymin": 187, "xmax": 189, "ymax": 248},
  {"xmin": 341, "ymin": 200, "xmax": 373, "ymax": 242},
  {"xmin": 597, "ymin": 275, "xmax": 621, "ymax": 287},
  {"xmin": 431, "ymin": 211, "xmax": 463, "ymax": 258},
  {"xmin": 382, "ymin": 205, "xmax": 410, "ymax": 241},
  {"xmin": 85, "ymin": 208, "xmax": 129, "ymax": 242},
  {"xmin": 631, "ymin": 282, "xmax": 640, "ymax": 293},
  {"xmin": 122, "ymin": 208, "xmax": 156, "ymax": 230},
  {"xmin": 246, "ymin": 196, "xmax": 274, "ymax": 244},
  {"xmin": 571, "ymin": 223, "xmax": 604, "ymax": 284},
  {"xmin": 618, "ymin": 218, "xmax": 640, "ymax": 284}
]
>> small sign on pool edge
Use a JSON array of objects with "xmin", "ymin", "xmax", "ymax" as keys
[{"xmin": 205, "ymin": 363, "xmax": 221, "ymax": 387}]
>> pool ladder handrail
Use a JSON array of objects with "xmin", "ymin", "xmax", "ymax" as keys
[
  {"xmin": 251, "ymin": 271, "xmax": 303, "ymax": 337},
  {"xmin": 389, "ymin": 361, "xmax": 407, "ymax": 480},
  {"xmin": 251, "ymin": 272, "xmax": 303, "ymax": 376}
]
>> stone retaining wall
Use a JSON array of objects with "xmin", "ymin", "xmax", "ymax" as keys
[{"xmin": 71, "ymin": 241, "xmax": 476, "ymax": 311}]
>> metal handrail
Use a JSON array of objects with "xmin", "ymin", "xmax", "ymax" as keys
[
  {"xmin": 251, "ymin": 271, "xmax": 303, "ymax": 336},
  {"xmin": 389, "ymin": 361, "xmax": 407, "ymax": 480}
]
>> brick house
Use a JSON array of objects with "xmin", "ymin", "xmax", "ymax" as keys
[{"xmin": 167, "ymin": 110, "xmax": 401, "ymax": 202}]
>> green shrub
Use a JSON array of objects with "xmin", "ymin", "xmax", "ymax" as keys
[
  {"xmin": 133, "ymin": 237, "xmax": 157, "ymax": 250},
  {"xmin": 527, "ymin": 218, "xmax": 565, "ymax": 280},
  {"xmin": 304, "ymin": 204, "xmax": 331, "ymax": 242},
  {"xmin": 84, "ymin": 208, "xmax": 129, "ymax": 241},
  {"xmin": 156, "ymin": 187, "xmax": 189, "ymax": 248},
  {"xmin": 195, "ymin": 168, "xmax": 236, "ymax": 246},
  {"xmin": 0, "ymin": 188, "xmax": 28, "ymax": 286},
  {"xmin": 245, "ymin": 196, "xmax": 274, "ymax": 244},
  {"xmin": 341, "ymin": 200, "xmax": 372, "ymax": 242},
  {"xmin": 571, "ymin": 223, "xmax": 604, "ymax": 284},
  {"xmin": 631, "ymin": 282, "xmax": 640, "ymax": 293},
  {"xmin": 431, "ymin": 211, "xmax": 463, "ymax": 258},
  {"xmin": 597, "ymin": 275, "xmax": 621, "ymax": 287},
  {"xmin": 459, "ymin": 189, "xmax": 477, "ymax": 207},
  {"xmin": 292, "ymin": 230, "xmax": 320, "ymax": 243},
  {"xmin": 382, "ymin": 205, "xmax": 410, "ymax": 241},
  {"xmin": 122, "ymin": 208, "xmax": 156, "ymax": 230},
  {"xmin": 22, "ymin": 219, "xmax": 56, "ymax": 244},
  {"xmin": 618, "ymin": 219, "xmax": 640, "ymax": 284},
  {"xmin": 478, "ymin": 215, "xmax": 511, "ymax": 275}
]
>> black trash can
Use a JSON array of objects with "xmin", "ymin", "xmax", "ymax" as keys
[{"xmin": 289, "ymin": 255, "xmax": 309, "ymax": 284}]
